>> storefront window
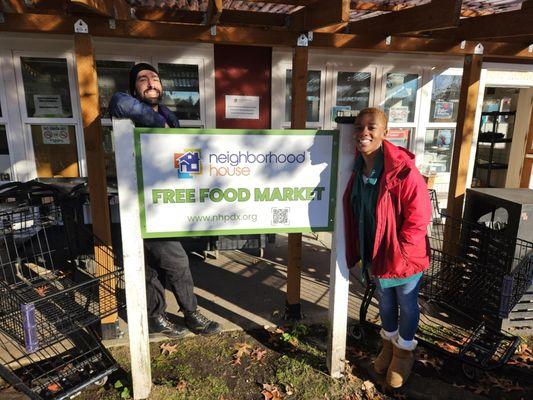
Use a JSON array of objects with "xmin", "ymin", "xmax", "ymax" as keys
[
  {"xmin": 0, "ymin": 125, "xmax": 11, "ymax": 182},
  {"xmin": 96, "ymin": 60, "xmax": 135, "ymax": 118},
  {"xmin": 384, "ymin": 73, "xmax": 418, "ymax": 123},
  {"xmin": 285, "ymin": 69, "xmax": 321, "ymax": 123},
  {"xmin": 423, "ymin": 128, "xmax": 455, "ymax": 173},
  {"xmin": 30, "ymin": 124, "xmax": 79, "ymax": 177},
  {"xmin": 158, "ymin": 63, "xmax": 201, "ymax": 120},
  {"xmin": 333, "ymin": 71, "xmax": 371, "ymax": 120},
  {"xmin": 429, "ymin": 75, "xmax": 461, "ymax": 123},
  {"xmin": 386, "ymin": 127, "xmax": 412, "ymax": 149},
  {"xmin": 21, "ymin": 57, "xmax": 73, "ymax": 118}
]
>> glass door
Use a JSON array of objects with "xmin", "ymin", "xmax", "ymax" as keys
[
  {"xmin": 14, "ymin": 53, "xmax": 83, "ymax": 178},
  {"xmin": 282, "ymin": 65, "xmax": 326, "ymax": 129},
  {"xmin": 379, "ymin": 69, "xmax": 422, "ymax": 150},
  {"xmin": 154, "ymin": 57, "xmax": 208, "ymax": 128},
  {"xmin": 329, "ymin": 67, "xmax": 376, "ymax": 129},
  {"xmin": 96, "ymin": 58, "xmax": 137, "ymax": 180}
]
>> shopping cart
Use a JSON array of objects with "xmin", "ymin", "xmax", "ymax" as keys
[
  {"xmin": 349, "ymin": 190, "xmax": 530, "ymax": 378},
  {"xmin": 0, "ymin": 181, "xmax": 124, "ymax": 399},
  {"xmin": 0, "ymin": 328, "xmax": 117, "ymax": 400}
]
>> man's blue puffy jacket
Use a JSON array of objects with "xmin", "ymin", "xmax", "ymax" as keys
[{"xmin": 108, "ymin": 92, "xmax": 180, "ymax": 128}]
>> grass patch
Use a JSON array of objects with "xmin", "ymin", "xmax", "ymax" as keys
[{"xmin": 67, "ymin": 326, "xmax": 370, "ymax": 400}]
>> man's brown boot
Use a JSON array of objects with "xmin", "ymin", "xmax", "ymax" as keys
[
  {"xmin": 386, "ymin": 338, "xmax": 416, "ymax": 388},
  {"xmin": 373, "ymin": 338, "xmax": 393, "ymax": 374}
]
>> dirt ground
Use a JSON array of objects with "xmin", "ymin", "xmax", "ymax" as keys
[{"xmin": 66, "ymin": 324, "xmax": 533, "ymax": 400}]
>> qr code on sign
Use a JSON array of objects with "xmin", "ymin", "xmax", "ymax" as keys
[{"xmin": 272, "ymin": 207, "xmax": 290, "ymax": 225}]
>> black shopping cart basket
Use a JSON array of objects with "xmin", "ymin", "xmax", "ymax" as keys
[
  {"xmin": 0, "ymin": 181, "xmax": 124, "ymax": 399},
  {"xmin": 349, "ymin": 190, "xmax": 531, "ymax": 379}
]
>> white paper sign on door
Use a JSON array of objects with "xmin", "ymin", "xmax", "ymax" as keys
[{"xmin": 225, "ymin": 95, "xmax": 260, "ymax": 120}]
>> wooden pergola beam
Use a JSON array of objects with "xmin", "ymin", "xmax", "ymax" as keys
[
  {"xmin": 347, "ymin": 0, "xmax": 461, "ymax": 35},
  {"xmin": 205, "ymin": 0, "xmax": 223, "ymax": 26},
  {"xmin": 520, "ymin": 111, "xmax": 533, "ymax": 188},
  {"xmin": 0, "ymin": 0, "xmax": 26, "ymax": 13},
  {"xmin": 351, "ymin": 1, "xmax": 412, "ymax": 12},
  {"xmin": 133, "ymin": 8, "xmax": 205, "ymax": 24},
  {"xmin": 221, "ymin": 10, "xmax": 287, "ymax": 27},
  {"xmin": 292, "ymin": 0, "xmax": 350, "ymax": 31},
  {"xmin": 25, "ymin": 0, "xmax": 67, "ymax": 10},
  {"xmin": 134, "ymin": 8, "xmax": 287, "ymax": 28},
  {"xmin": 311, "ymin": 32, "xmax": 533, "ymax": 58},
  {"xmin": 69, "ymin": 0, "xmax": 112, "ymax": 17},
  {"xmin": 1, "ymin": 13, "xmax": 532, "ymax": 59},
  {"xmin": 446, "ymin": 53, "xmax": 483, "ymax": 221},
  {"xmin": 452, "ymin": 8, "xmax": 533, "ymax": 40},
  {"xmin": 73, "ymin": 31, "xmax": 116, "ymax": 334},
  {"xmin": 244, "ymin": 0, "xmax": 316, "ymax": 5},
  {"xmin": 286, "ymin": 45, "xmax": 308, "ymax": 321}
]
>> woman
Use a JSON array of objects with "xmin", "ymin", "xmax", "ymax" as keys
[{"xmin": 343, "ymin": 108, "xmax": 431, "ymax": 388}]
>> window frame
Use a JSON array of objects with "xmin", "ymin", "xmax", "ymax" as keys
[
  {"xmin": 421, "ymin": 68, "xmax": 463, "ymax": 174},
  {"xmin": 375, "ymin": 67, "xmax": 424, "ymax": 153},
  {"xmin": 328, "ymin": 65, "xmax": 377, "ymax": 130},
  {"xmin": 0, "ymin": 51, "xmax": 14, "ymax": 182},
  {"xmin": 13, "ymin": 50, "xmax": 85, "ymax": 178},
  {"xmin": 280, "ymin": 62, "xmax": 327, "ymax": 129},
  {"xmin": 152, "ymin": 56, "xmax": 209, "ymax": 128}
]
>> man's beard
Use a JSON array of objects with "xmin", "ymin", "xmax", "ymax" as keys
[{"xmin": 139, "ymin": 90, "xmax": 162, "ymax": 105}]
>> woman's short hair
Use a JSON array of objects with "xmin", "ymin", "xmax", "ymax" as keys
[{"xmin": 356, "ymin": 107, "xmax": 388, "ymax": 127}]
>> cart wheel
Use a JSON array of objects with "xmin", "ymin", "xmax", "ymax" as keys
[
  {"xmin": 349, "ymin": 324, "xmax": 364, "ymax": 340},
  {"xmin": 93, "ymin": 376, "xmax": 108, "ymax": 387},
  {"xmin": 462, "ymin": 364, "xmax": 480, "ymax": 381}
]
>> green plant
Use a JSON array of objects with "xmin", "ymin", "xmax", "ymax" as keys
[{"xmin": 113, "ymin": 380, "xmax": 131, "ymax": 399}]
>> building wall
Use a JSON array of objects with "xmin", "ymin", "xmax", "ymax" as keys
[
  {"xmin": 214, "ymin": 44, "xmax": 271, "ymax": 129},
  {"xmin": 0, "ymin": 33, "xmax": 532, "ymax": 206}
]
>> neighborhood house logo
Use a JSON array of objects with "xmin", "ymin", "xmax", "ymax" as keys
[{"xmin": 174, "ymin": 149, "xmax": 202, "ymax": 179}]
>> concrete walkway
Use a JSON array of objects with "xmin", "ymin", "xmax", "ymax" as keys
[{"xmin": 108, "ymin": 232, "xmax": 379, "ymax": 345}]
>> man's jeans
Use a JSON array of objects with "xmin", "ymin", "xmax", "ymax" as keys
[
  {"xmin": 144, "ymin": 239, "xmax": 197, "ymax": 317},
  {"xmin": 375, "ymin": 275, "xmax": 422, "ymax": 341}
]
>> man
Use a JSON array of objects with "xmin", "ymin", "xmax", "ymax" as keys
[{"xmin": 109, "ymin": 63, "xmax": 220, "ymax": 337}]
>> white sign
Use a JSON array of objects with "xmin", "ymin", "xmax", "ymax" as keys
[
  {"xmin": 389, "ymin": 106, "xmax": 409, "ymax": 123},
  {"xmin": 225, "ymin": 95, "xmax": 260, "ymax": 120},
  {"xmin": 42, "ymin": 125, "xmax": 70, "ymax": 145},
  {"xmin": 34, "ymin": 95, "xmax": 63, "ymax": 117},
  {"xmin": 135, "ymin": 129, "xmax": 338, "ymax": 238}
]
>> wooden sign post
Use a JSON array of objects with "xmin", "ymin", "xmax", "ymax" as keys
[
  {"xmin": 112, "ymin": 119, "xmax": 152, "ymax": 400},
  {"xmin": 327, "ymin": 120, "xmax": 354, "ymax": 378}
]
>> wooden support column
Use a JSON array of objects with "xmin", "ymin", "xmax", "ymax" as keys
[
  {"xmin": 285, "ymin": 45, "xmax": 308, "ymax": 320},
  {"xmin": 446, "ymin": 52, "xmax": 483, "ymax": 222},
  {"xmin": 520, "ymin": 110, "xmax": 533, "ymax": 188},
  {"xmin": 74, "ymin": 32, "xmax": 117, "ymax": 337}
]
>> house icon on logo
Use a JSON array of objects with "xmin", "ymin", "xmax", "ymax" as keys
[
  {"xmin": 178, "ymin": 152, "xmax": 200, "ymax": 174},
  {"xmin": 174, "ymin": 149, "xmax": 202, "ymax": 179}
]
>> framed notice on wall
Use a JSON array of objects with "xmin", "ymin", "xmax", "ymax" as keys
[
  {"xmin": 134, "ymin": 128, "xmax": 339, "ymax": 238},
  {"xmin": 225, "ymin": 95, "xmax": 260, "ymax": 119}
]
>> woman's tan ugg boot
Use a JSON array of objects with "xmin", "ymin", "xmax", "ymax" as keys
[
  {"xmin": 386, "ymin": 337, "xmax": 417, "ymax": 388},
  {"xmin": 373, "ymin": 338, "xmax": 393, "ymax": 374}
]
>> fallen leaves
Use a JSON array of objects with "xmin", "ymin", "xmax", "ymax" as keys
[
  {"xmin": 261, "ymin": 383, "xmax": 283, "ymax": 400},
  {"xmin": 231, "ymin": 342, "xmax": 267, "ymax": 367},
  {"xmin": 251, "ymin": 348, "xmax": 267, "ymax": 362},
  {"xmin": 361, "ymin": 380, "xmax": 379, "ymax": 400},
  {"xmin": 160, "ymin": 342, "xmax": 179, "ymax": 356},
  {"xmin": 35, "ymin": 285, "xmax": 49, "ymax": 297},
  {"xmin": 417, "ymin": 347, "xmax": 443, "ymax": 371},
  {"xmin": 175, "ymin": 380, "xmax": 187, "ymax": 392}
]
